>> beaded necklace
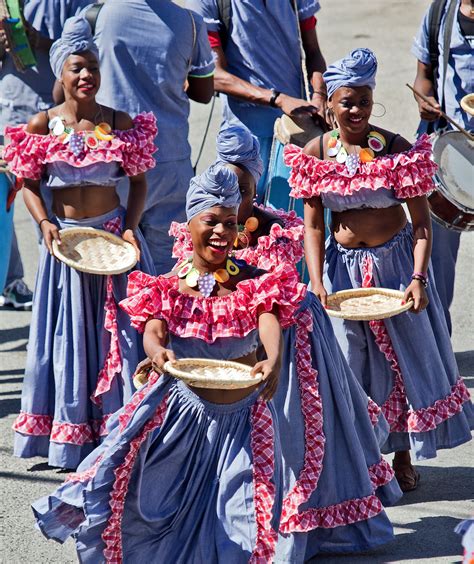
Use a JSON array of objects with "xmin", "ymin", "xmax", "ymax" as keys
[
  {"xmin": 177, "ymin": 256, "xmax": 245, "ymax": 298},
  {"xmin": 327, "ymin": 129, "xmax": 387, "ymax": 176}
]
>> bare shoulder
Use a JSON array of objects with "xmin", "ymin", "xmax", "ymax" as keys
[
  {"xmin": 26, "ymin": 111, "xmax": 49, "ymax": 135},
  {"xmin": 113, "ymin": 110, "xmax": 134, "ymax": 131},
  {"xmin": 376, "ymin": 127, "xmax": 412, "ymax": 154},
  {"xmin": 303, "ymin": 134, "xmax": 325, "ymax": 158}
]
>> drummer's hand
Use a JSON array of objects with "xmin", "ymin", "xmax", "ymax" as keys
[
  {"xmin": 40, "ymin": 220, "xmax": 61, "ymax": 255},
  {"xmin": 403, "ymin": 279, "xmax": 429, "ymax": 314},
  {"xmin": 277, "ymin": 94, "xmax": 319, "ymax": 119},
  {"xmin": 311, "ymin": 281, "xmax": 328, "ymax": 308},
  {"xmin": 0, "ymin": 26, "xmax": 11, "ymax": 56},
  {"xmin": 417, "ymin": 96, "xmax": 441, "ymax": 122},
  {"xmin": 151, "ymin": 347, "xmax": 176, "ymax": 372},
  {"xmin": 311, "ymin": 92, "xmax": 329, "ymax": 128},
  {"xmin": 122, "ymin": 229, "xmax": 141, "ymax": 262},
  {"xmin": 252, "ymin": 358, "xmax": 280, "ymax": 401}
]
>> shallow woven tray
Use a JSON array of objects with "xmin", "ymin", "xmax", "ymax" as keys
[
  {"xmin": 326, "ymin": 288, "xmax": 413, "ymax": 321},
  {"xmin": 164, "ymin": 358, "xmax": 263, "ymax": 390},
  {"xmin": 52, "ymin": 227, "xmax": 138, "ymax": 275}
]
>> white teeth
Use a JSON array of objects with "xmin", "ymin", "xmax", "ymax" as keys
[{"xmin": 208, "ymin": 241, "xmax": 227, "ymax": 248}]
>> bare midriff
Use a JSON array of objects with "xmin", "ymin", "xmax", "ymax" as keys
[
  {"xmin": 331, "ymin": 205, "xmax": 407, "ymax": 248},
  {"xmin": 188, "ymin": 350, "xmax": 261, "ymax": 404},
  {"xmin": 52, "ymin": 185, "xmax": 120, "ymax": 219}
]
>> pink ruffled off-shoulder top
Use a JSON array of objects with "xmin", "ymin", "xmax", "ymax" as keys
[
  {"xmin": 120, "ymin": 263, "xmax": 306, "ymax": 360},
  {"xmin": 3, "ymin": 112, "xmax": 157, "ymax": 188},
  {"xmin": 283, "ymin": 134, "xmax": 437, "ymax": 212}
]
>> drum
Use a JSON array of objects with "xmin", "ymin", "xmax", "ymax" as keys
[{"xmin": 428, "ymin": 130, "xmax": 474, "ymax": 232}]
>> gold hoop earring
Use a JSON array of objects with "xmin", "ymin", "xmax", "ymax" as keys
[{"xmin": 371, "ymin": 102, "xmax": 386, "ymax": 118}]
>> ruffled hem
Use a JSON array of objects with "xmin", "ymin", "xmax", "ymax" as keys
[
  {"xmin": 284, "ymin": 134, "xmax": 437, "ymax": 201},
  {"xmin": 170, "ymin": 207, "xmax": 305, "ymax": 271},
  {"xmin": 13, "ymin": 412, "xmax": 111, "ymax": 445},
  {"xmin": 3, "ymin": 112, "xmax": 157, "ymax": 179},
  {"xmin": 120, "ymin": 264, "xmax": 306, "ymax": 343}
]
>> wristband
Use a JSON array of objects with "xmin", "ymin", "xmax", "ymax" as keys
[
  {"xmin": 38, "ymin": 218, "xmax": 51, "ymax": 229},
  {"xmin": 269, "ymin": 89, "xmax": 281, "ymax": 108},
  {"xmin": 411, "ymin": 273, "xmax": 428, "ymax": 288},
  {"xmin": 413, "ymin": 271, "xmax": 427, "ymax": 279}
]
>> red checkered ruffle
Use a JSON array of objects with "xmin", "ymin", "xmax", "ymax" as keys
[
  {"xmin": 250, "ymin": 400, "xmax": 278, "ymax": 563},
  {"xmin": 13, "ymin": 412, "xmax": 111, "ymax": 445},
  {"xmin": 284, "ymin": 134, "xmax": 436, "ymax": 201},
  {"xmin": 170, "ymin": 206, "xmax": 304, "ymax": 272},
  {"xmin": 120, "ymin": 263, "xmax": 306, "ymax": 343},
  {"xmin": 367, "ymin": 397, "xmax": 382, "ymax": 426},
  {"xmin": 102, "ymin": 395, "xmax": 169, "ymax": 564},
  {"xmin": 3, "ymin": 113, "xmax": 157, "ymax": 180},
  {"xmin": 66, "ymin": 455, "xmax": 104, "ymax": 483},
  {"xmin": 279, "ymin": 309, "xmax": 326, "ymax": 534}
]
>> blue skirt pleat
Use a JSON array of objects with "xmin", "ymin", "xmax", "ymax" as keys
[
  {"xmin": 14, "ymin": 206, "xmax": 155, "ymax": 469},
  {"xmin": 324, "ymin": 224, "xmax": 474, "ymax": 460}
]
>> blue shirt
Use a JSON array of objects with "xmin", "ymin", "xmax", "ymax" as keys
[
  {"xmin": 87, "ymin": 0, "xmax": 215, "ymax": 163},
  {"xmin": 412, "ymin": 0, "xmax": 474, "ymax": 132},
  {"xmin": 187, "ymin": 0, "xmax": 320, "ymax": 137},
  {"xmin": 0, "ymin": 0, "xmax": 90, "ymax": 135}
]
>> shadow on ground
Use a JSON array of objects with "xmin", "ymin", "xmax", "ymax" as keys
[{"xmin": 0, "ymin": 324, "xmax": 30, "ymax": 352}]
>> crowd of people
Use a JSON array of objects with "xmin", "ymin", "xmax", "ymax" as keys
[{"xmin": 0, "ymin": 1, "xmax": 473, "ymax": 563}]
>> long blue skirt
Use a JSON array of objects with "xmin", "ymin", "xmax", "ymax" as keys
[
  {"xmin": 13, "ymin": 206, "xmax": 155, "ymax": 469},
  {"xmin": 32, "ymin": 376, "xmax": 283, "ymax": 563},
  {"xmin": 324, "ymin": 224, "xmax": 474, "ymax": 460},
  {"xmin": 274, "ymin": 293, "xmax": 402, "ymax": 561}
]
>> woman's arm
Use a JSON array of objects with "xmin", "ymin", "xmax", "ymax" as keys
[
  {"xmin": 304, "ymin": 196, "xmax": 327, "ymax": 305},
  {"xmin": 251, "ymin": 310, "xmax": 282, "ymax": 401},
  {"xmin": 143, "ymin": 318, "xmax": 176, "ymax": 371},
  {"xmin": 404, "ymin": 195, "xmax": 431, "ymax": 313}
]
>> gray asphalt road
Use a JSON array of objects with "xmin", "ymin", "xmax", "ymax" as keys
[{"xmin": 1, "ymin": 1, "xmax": 473, "ymax": 562}]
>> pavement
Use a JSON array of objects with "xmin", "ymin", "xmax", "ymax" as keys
[{"xmin": 0, "ymin": 1, "xmax": 473, "ymax": 562}]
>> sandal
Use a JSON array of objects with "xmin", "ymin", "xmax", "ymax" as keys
[{"xmin": 393, "ymin": 463, "xmax": 420, "ymax": 492}]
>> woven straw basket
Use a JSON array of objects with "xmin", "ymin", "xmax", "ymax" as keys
[
  {"xmin": 164, "ymin": 358, "xmax": 263, "ymax": 390},
  {"xmin": 52, "ymin": 227, "xmax": 138, "ymax": 275},
  {"xmin": 326, "ymin": 288, "xmax": 413, "ymax": 321}
]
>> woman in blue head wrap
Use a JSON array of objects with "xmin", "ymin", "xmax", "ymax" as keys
[
  {"xmin": 3, "ymin": 16, "xmax": 157, "ymax": 470},
  {"xmin": 32, "ymin": 163, "xmax": 309, "ymax": 562},
  {"xmin": 284, "ymin": 48, "xmax": 473, "ymax": 492}
]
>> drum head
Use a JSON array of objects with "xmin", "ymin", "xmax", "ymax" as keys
[{"xmin": 432, "ymin": 131, "xmax": 474, "ymax": 213}]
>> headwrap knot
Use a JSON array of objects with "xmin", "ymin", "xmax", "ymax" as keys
[
  {"xmin": 216, "ymin": 124, "xmax": 263, "ymax": 184},
  {"xmin": 323, "ymin": 48, "xmax": 377, "ymax": 99},
  {"xmin": 186, "ymin": 164, "xmax": 241, "ymax": 222}
]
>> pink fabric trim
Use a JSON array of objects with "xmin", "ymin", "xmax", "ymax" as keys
[
  {"xmin": 279, "ymin": 309, "xmax": 325, "ymax": 534},
  {"xmin": 120, "ymin": 264, "xmax": 306, "ymax": 342},
  {"xmin": 65, "ymin": 455, "xmax": 104, "ymax": 483},
  {"xmin": 118, "ymin": 370, "xmax": 161, "ymax": 432},
  {"xmin": 92, "ymin": 217, "xmax": 123, "ymax": 406},
  {"xmin": 250, "ymin": 400, "xmax": 278, "ymax": 563},
  {"xmin": 284, "ymin": 134, "xmax": 437, "ymax": 201},
  {"xmin": 367, "ymin": 397, "xmax": 382, "ymax": 426},
  {"xmin": 102, "ymin": 395, "xmax": 169, "ymax": 564},
  {"xmin": 170, "ymin": 207, "xmax": 304, "ymax": 271},
  {"xmin": 12, "ymin": 412, "xmax": 112, "ymax": 445},
  {"xmin": 3, "ymin": 113, "xmax": 157, "ymax": 179},
  {"xmin": 368, "ymin": 458, "xmax": 395, "ymax": 489}
]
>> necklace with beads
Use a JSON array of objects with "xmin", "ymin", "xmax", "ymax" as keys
[
  {"xmin": 327, "ymin": 129, "xmax": 387, "ymax": 176},
  {"xmin": 48, "ymin": 105, "xmax": 115, "ymax": 157},
  {"xmin": 234, "ymin": 216, "xmax": 259, "ymax": 249},
  {"xmin": 176, "ymin": 256, "xmax": 245, "ymax": 298}
]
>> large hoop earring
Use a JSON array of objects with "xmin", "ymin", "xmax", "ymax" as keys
[{"xmin": 371, "ymin": 102, "xmax": 386, "ymax": 118}]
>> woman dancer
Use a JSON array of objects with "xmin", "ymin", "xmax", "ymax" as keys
[
  {"xmin": 171, "ymin": 125, "xmax": 403, "ymax": 561},
  {"xmin": 284, "ymin": 48, "xmax": 474, "ymax": 492},
  {"xmin": 3, "ymin": 17, "xmax": 156, "ymax": 469},
  {"xmin": 32, "ymin": 165, "xmax": 303, "ymax": 563}
]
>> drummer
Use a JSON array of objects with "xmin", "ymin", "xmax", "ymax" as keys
[
  {"xmin": 411, "ymin": 0, "xmax": 474, "ymax": 334},
  {"xmin": 3, "ymin": 16, "xmax": 156, "ymax": 470},
  {"xmin": 284, "ymin": 48, "xmax": 474, "ymax": 492}
]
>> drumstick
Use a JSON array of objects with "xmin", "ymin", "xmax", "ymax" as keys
[{"xmin": 406, "ymin": 83, "xmax": 474, "ymax": 142}]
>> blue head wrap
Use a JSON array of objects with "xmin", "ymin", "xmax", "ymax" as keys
[
  {"xmin": 49, "ymin": 16, "xmax": 99, "ymax": 79},
  {"xmin": 216, "ymin": 124, "xmax": 263, "ymax": 184},
  {"xmin": 323, "ymin": 48, "xmax": 377, "ymax": 99},
  {"xmin": 186, "ymin": 164, "xmax": 241, "ymax": 222}
]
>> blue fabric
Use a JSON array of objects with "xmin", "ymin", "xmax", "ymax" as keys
[
  {"xmin": 216, "ymin": 124, "xmax": 263, "ymax": 184},
  {"xmin": 186, "ymin": 164, "xmax": 241, "ymax": 222},
  {"xmin": 32, "ymin": 376, "xmax": 283, "ymax": 563},
  {"xmin": 273, "ymin": 292, "xmax": 401, "ymax": 560},
  {"xmin": 320, "ymin": 187, "xmax": 402, "ymax": 212},
  {"xmin": 42, "ymin": 161, "xmax": 124, "ymax": 189},
  {"xmin": 0, "ymin": 174, "xmax": 14, "ymax": 290},
  {"xmin": 170, "ymin": 332, "xmax": 259, "ymax": 360},
  {"xmin": 323, "ymin": 48, "xmax": 377, "ymax": 99},
  {"xmin": 430, "ymin": 219, "xmax": 461, "ymax": 336},
  {"xmin": 87, "ymin": 0, "xmax": 214, "ymax": 163},
  {"xmin": 324, "ymin": 224, "xmax": 474, "ymax": 460},
  {"xmin": 49, "ymin": 16, "xmax": 99, "ymax": 79},
  {"xmin": 14, "ymin": 206, "xmax": 155, "ymax": 469},
  {"xmin": 188, "ymin": 0, "xmax": 320, "ymax": 137},
  {"xmin": 411, "ymin": 0, "xmax": 474, "ymax": 132},
  {"xmin": 0, "ymin": 0, "xmax": 91, "ymax": 134}
]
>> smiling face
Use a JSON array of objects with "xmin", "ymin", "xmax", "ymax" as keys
[
  {"xmin": 61, "ymin": 51, "xmax": 100, "ymax": 101},
  {"xmin": 225, "ymin": 164, "xmax": 256, "ymax": 223},
  {"xmin": 188, "ymin": 206, "xmax": 238, "ymax": 270},
  {"xmin": 329, "ymin": 86, "xmax": 373, "ymax": 135}
]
